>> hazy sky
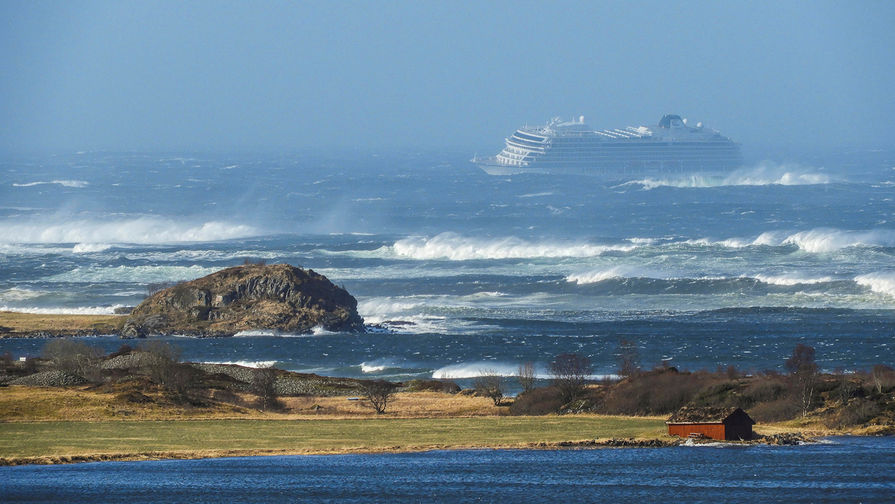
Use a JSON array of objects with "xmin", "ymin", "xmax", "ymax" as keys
[{"xmin": 2, "ymin": 1, "xmax": 894, "ymax": 153}]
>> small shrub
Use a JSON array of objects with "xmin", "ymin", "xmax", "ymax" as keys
[
  {"xmin": 509, "ymin": 386, "xmax": 564, "ymax": 416},
  {"xmin": 550, "ymin": 353, "xmax": 592, "ymax": 404},
  {"xmin": 823, "ymin": 398, "xmax": 881, "ymax": 429},
  {"xmin": 404, "ymin": 379, "xmax": 461, "ymax": 393},
  {"xmin": 41, "ymin": 339, "xmax": 104, "ymax": 383},
  {"xmin": 108, "ymin": 344, "xmax": 133, "ymax": 359},
  {"xmin": 474, "ymin": 373, "xmax": 505, "ymax": 406},
  {"xmin": 869, "ymin": 364, "xmax": 895, "ymax": 394},
  {"xmin": 749, "ymin": 398, "xmax": 801, "ymax": 422}
]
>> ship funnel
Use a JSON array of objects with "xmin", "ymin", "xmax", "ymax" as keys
[{"xmin": 579, "ymin": 115, "xmax": 585, "ymax": 123}]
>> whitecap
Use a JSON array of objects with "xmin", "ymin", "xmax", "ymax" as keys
[
  {"xmin": 46, "ymin": 265, "xmax": 219, "ymax": 283},
  {"xmin": 72, "ymin": 243, "xmax": 112, "ymax": 253},
  {"xmin": 752, "ymin": 274, "xmax": 836, "ymax": 286},
  {"xmin": 0, "ymin": 216, "xmax": 260, "ymax": 245},
  {"xmin": 202, "ymin": 360, "xmax": 277, "ymax": 368},
  {"xmin": 0, "ymin": 305, "xmax": 123, "ymax": 315},
  {"xmin": 12, "ymin": 180, "xmax": 89, "ymax": 188},
  {"xmin": 391, "ymin": 232, "xmax": 635, "ymax": 261},
  {"xmin": 854, "ymin": 272, "xmax": 895, "ymax": 299},
  {"xmin": 619, "ymin": 161, "xmax": 832, "ymax": 190},
  {"xmin": 0, "ymin": 288, "xmax": 48, "ymax": 301}
]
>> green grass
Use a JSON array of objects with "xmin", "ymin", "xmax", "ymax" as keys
[{"xmin": 0, "ymin": 416, "xmax": 667, "ymax": 460}]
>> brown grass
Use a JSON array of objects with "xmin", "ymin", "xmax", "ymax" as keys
[
  {"xmin": 0, "ymin": 386, "xmax": 505, "ymax": 421},
  {"xmin": 0, "ymin": 311, "xmax": 124, "ymax": 335}
]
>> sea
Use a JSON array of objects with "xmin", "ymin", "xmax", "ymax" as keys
[
  {"xmin": 1, "ymin": 149, "xmax": 894, "ymax": 500},
  {"xmin": 1, "ymin": 149, "xmax": 893, "ymax": 382},
  {"xmin": 2, "ymin": 437, "xmax": 894, "ymax": 503}
]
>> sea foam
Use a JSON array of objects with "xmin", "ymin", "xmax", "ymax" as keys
[
  {"xmin": 855, "ymin": 272, "xmax": 895, "ymax": 299},
  {"xmin": 620, "ymin": 162, "xmax": 831, "ymax": 190},
  {"xmin": 12, "ymin": 180, "xmax": 89, "ymax": 188},
  {"xmin": 391, "ymin": 232, "xmax": 635, "ymax": 260},
  {"xmin": 46, "ymin": 264, "xmax": 219, "ymax": 283},
  {"xmin": 0, "ymin": 216, "xmax": 259, "ymax": 244},
  {"xmin": 689, "ymin": 228, "xmax": 895, "ymax": 253}
]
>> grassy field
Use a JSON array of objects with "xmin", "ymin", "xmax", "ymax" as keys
[
  {"xmin": 0, "ymin": 415, "xmax": 668, "ymax": 463},
  {"xmin": 0, "ymin": 387, "xmax": 509, "ymax": 421},
  {"xmin": 0, "ymin": 311, "xmax": 124, "ymax": 336}
]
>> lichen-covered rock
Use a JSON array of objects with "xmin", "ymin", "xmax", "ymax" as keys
[{"xmin": 123, "ymin": 264, "xmax": 364, "ymax": 337}]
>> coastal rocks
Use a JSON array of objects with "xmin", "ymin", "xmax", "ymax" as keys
[
  {"xmin": 758, "ymin": 433, "xmax": 814, "ymax": 445},
  {"xmin": 123, "ymin": 264, "xmax": 364, "ymax": 337},
  {"xmin": 190, "ymin": 363, "xmax": 368, "ymax": 396},
  {"xmin": 8, "ymin": 370, "xmax": 87, "ymax": 387}
]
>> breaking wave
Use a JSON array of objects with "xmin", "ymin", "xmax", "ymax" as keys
[
  {"xmin": 432, "ymin": 362, "xmax": 530, "ymax": 379},
  {"xmin": 0, "ymin": 216, "xmax": 260, "ymax": 244},
  {"xmin": 0, "ymin": 305, "xmax": 123, "ymax": 315},
  {"xmin": 46, "ymin": 265, "xmax": 218, "ymax": 283},
  {"xmin": 431, "ymin": 362, "xmax": 616, "ymax": 380},
  {"xmin": 12, "ymin": 180, "xmax": 89, "ymax": 188},
  {"xmin": 620, "ymin": 162, "xmax": 831, "ymax": 190},
  {"xmin": 203, "ymin": 360, "xmax": 277, "ymax": 368},
  {"xmin": 0, "ymin": 288, "xmax": 48, "ymax": 302},
  {"xmin": 855, "ymin": 272, "xmax": 895, "ymax": 299},
  {"xmin": 751, "ymin": 274, "xmax": 835, "ymax": 286},
  {"xmin": 391, "ymin": 232, "xmax": 635, "ymax": 260},
  {"xmin": 689, "ymin": 228, "xmax": 895, "ymax": 253}
]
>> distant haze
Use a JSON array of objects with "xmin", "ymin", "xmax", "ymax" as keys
[{"xmin": 2, "ymin": 1, "xmax": 893, "ymax": 154}]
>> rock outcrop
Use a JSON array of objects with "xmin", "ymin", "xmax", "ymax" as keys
[{"xmin": 122, "ymin": 264, "xmax": 364, "ymax": 337}]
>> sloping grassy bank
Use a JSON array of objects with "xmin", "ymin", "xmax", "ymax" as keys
[{"xmin": 0, "ymin": 416, "xmax": 668, "ymax": 465}]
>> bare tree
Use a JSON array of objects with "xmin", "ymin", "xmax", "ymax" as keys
[
  {"xmin": 549, "ymin": 353, "xmax": 592, "ymax": 403},
  {"xmin": 362, "ymin": 379, "xmax": 397, "ymax": 414},
  {"xmin": 871, "ymin": 364, "xmax": 894, "ymax": 394},
  {"xmin": 517, "ymin": 361, "xmax": 536, "ymax": 393},
  {"xmin": 252, "ymin": 367, "xmax": 281, "ymax": 411},
  {"xmin": 138, "ymin": 341, "xmax": 194, "ymax": 397},
  {"xmin": 474, "ymin": 370, "xmax": 505, "ymax": 406},
  {"xmin": 41, "ymin": 339, "xmax": 104, "ymax": 382},
  {"xmin": 617, "ymin": 339, "xmax": 640, "ymax": 379},
  {"xmin": 785, "ymin": 343, "xmax": 819, "ymax": 416}
]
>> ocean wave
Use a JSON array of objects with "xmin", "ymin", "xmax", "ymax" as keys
[
  {"xmin": 72, "ymin": 243, "xmax": 113, "ymax": 253},
  {"xmin": 46, "ymin": 264, "xmax": 219, "ymax": 283},
  {"xmin": 751, "ymin": 274, "xmax": 836, "ymax": 286},
  {"xmin": 566, "ymin": 270, "xmax": 848, "ymax": 291},
  {"xmin": 431, "ymin": 362, "xmax": 616, "ymax": 380},
  {"xmin": 233, "ymin": 330, "xmax": 281, "ymax": 337},
  {"xmin": 0, "ymin": 305, "xmax": 123, "ymax": 315},
  {"xmin": 0, "ymin": 216, "xmax": 260, "ymax": 244},
  {"xmin": 431, "ymin": 362, "xmax": 530, "ymax": 379},
  {"xmin": 391, "ymin": 232, "xmax": 635, "ymax": 261},
  {"xmin": 854, "ymin": 272, "xmax": 895, "ymax": 299},
  {"xmin": 202, "ymin": 360, "xmax": 277, "ymax": 368},
  {"xmin": 620, "ymin": 162, "xmax": 831, "ymax": 190},
  {"xmin": 357, "ymin": 297, "xmax": 425, "ymax": 321},
  {"xmin": 12, "ymin": 180, "xmax": 89, "ymax": 188},
  {"xmin": 567, "ymin": 266, "xmax": 643, "ymax": 285},
  {"xmin": 361, "ymin": 362, "xmax": 388, "ymax": 373},
  {"xmin": 0, "ymin": 288, "xmax": 49, "ymax": 302},
  {"xmin": 689, "ymin": 228, "xmax": 895, "ymax": 253}
]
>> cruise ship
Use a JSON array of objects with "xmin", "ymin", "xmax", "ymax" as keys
[{"xmin": 474, "ymin": 114, "xmax": 742, "ymax": 177}]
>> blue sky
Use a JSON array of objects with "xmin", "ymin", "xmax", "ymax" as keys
[{"xmin": 2, "ymin": 1, "xmax": 893, "ymax": 153}]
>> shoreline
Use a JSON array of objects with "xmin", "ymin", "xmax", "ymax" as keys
[{"xmin": 0, "ymin": 427, "xmax": 832, "ymax": 467}]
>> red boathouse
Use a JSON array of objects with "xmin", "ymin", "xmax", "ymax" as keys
[{"xmin": 666, "ymin": 406, "xmax": 755, "ymax": 441}]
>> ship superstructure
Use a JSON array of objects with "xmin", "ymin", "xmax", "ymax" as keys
[{"xmin": 475, "ymin": 114, "xmax": 742, "ymax": 176}]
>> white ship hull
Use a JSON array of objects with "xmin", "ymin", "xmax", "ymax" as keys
[{"xmin": 475, "ymin": 114, "xmax": 742, "ymax": 178}]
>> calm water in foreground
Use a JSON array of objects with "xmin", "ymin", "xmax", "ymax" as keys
[{"xmin": 2, "ymin": 437, "xmax": 894, "ymax": 503}]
